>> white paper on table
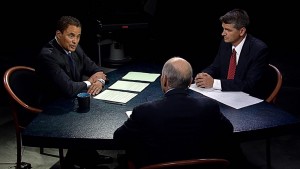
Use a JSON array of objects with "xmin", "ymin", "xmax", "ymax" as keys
[
  {"xmin": 109, "ymin": 80, "xmax": 150, "ymax": 92},
  {"xmin": 122, "ymin": 71, "xmax": 160, "ymax": 82},
  {"xmin": 94, "ymin": 89, "xmax": 137, "ymax": 104},
  {"xmin": 126, "ymin": 111, "xmax": 132, "ymax": 117},
  {"xmin": 189, "ymin": 84, "xmax": 263, "ymax": 109}
]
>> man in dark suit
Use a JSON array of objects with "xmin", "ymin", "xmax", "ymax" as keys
[
  {"xmin": 36, "ymin": 16, "xmax": 107, "ymax": 105},
  {"xmin": 36, "ymin": 16, "xmax": 111, "ymax": 169},
  {"xmin": 195, "ymin": 9, "xmax": 269, "ymax": 96},
  {"xmin": 114, "ymin": 57, "xmax": 246, "ymax": 169}
]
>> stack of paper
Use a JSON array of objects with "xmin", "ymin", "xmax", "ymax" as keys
[
  {"xmin": 189, "ymin": 84, "xmax": 263, "ymax": 109},
  {"xmin": 94, "ymin": 71, "xmax": 161, "ymax": 104}
]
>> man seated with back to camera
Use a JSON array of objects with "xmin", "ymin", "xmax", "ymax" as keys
[
  {"xmin": 35, "ymin": 16, "xmax": 112, "ymax": 169},
  {"xmin": 113, "ymin": 57, "xmax": 249, "ymax": 169},
  {"xmin": 194, "ymin": 9, "xmax": 269, "ymax": 97}
]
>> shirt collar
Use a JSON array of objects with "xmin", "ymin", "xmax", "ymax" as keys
[{"xmin": 233, "ymin": 34, "xmax": 247, "ymax": 55}]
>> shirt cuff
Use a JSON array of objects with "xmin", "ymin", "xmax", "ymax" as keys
[
  {"xmin": 213, "ymin": 79, "xmax": 222, "ymax": 90},
  {"xmin": 84, "ymin": 81, "xmax": 91, "ymax": 88}
]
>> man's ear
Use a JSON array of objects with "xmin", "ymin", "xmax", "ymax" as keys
[
  {"xmin": 239, "ymin": 27, "xmax": 246, "ymax": 36},
  {"xmin": 56, "ymin": 30, "xmax": 61, "ymax": 39},
  {"xmin": 162, "ymin": 75, "xmax": 168, "ymax": 88}
]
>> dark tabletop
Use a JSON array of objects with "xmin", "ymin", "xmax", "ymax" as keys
[{"xmin": 22, "ymin": 62, "xmax": 300, "ymax": 149}]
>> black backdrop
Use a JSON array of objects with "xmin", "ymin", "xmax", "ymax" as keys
[{"xmin": 1, "ymin": 0, "xmax": 300, "ymax": 106}]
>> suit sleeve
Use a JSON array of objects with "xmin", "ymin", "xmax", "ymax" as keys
[
  {"xmin": 203, "ymin": 37, "xmax": 269, "ymax": 94},
  {"xmin": 202, "ymin": 42, "xmax": 225, "ymax": 78},
  {"xmin": 37, "ymin": 48, "xmax": 87, "ymax": 98},
  {"xmin": 75, "ymin": 45, "xmax": 103, "ymax": 77},
  {"xmin": 221, "ymin": 42, "xmax": 269, "ymax": 93},
  {"xmin": 113, "ymin": 107, "xmax": 144, "ymax": 147}
]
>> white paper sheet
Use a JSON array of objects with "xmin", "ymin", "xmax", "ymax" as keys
[
  {"xmin": 108, "ymin": 80, "xmax": 150, "ymax": 92},
  {"xmin": 189, "ymin": 84, "xmax": 263, "ymax": 109},
  {"xmin": 126, "ymin": 111, "xmax": 132, "ymax": 117},
  {"xmin": 122, "ymin": 71, "xmax": 160, "ymax": 82},
  {"xmin": 93, "ymin": 89, "xmax": 137, "ymax": 104}
]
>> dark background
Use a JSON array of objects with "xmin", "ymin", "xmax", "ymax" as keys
[{"xmin": 1, "ymin": 0, "xmax": 299, "ymax": 115}]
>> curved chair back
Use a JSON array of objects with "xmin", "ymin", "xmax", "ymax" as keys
[
  {"xmin": 254, "ymin": 64, "xmax": 283, "ymax": 104},
  {"xmin": 3, "ymin": 66, "xmax": 43, "ymax": 169},
  {"xmin": 265, "ymin": 64, "xmax": 282, "ymax": 103},
  {"xmin": 251, "ymin": 64, "xmax": 283, "ymax": 168},
  {"xmin": 3, "ymin": 66, "xmax": 42, "ymax": 128},
  {"xmin": 139, "ymin": 158, "xmax": 230, "ymax": 169}
]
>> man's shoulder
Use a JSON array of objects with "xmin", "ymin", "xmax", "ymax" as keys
[
  {"xmin": 40, "ymin": 40, "xmax": 63, "ymax": 58},
  {"xmin": 246, "ymin": 34, "xmax": 268, "ymax": 49},
  {"xmin": 198, "ymin": 96, "xmax": 220, "ymax": 107},
  {"xmin": 40, "ymin": 46, "xmax": 54, "ymax": 56},
  {"xmin": 185, "ymin": 94, "xmax": 220, "ymax": 111}
]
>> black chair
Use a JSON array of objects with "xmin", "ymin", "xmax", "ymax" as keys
[
  {"xmin": 135, "ymin": 158, "xmax": 230, "ymax": 169},
  {"xmin": 3, "ymin": 65, "xmax": 64, "ymax": 169}
]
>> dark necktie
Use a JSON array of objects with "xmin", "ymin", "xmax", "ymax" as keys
[
  {"xmin": 67, "ymin": 52, "xmax": 75, "ymax": 76},
  {"xmin": 227, "ymin": 49, "xmax": 236, "ymax": 79}
]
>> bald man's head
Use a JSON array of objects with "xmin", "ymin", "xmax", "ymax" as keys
[{"xmin": 161, "ymin": 57, "xmax": 193, "ymax": 91}]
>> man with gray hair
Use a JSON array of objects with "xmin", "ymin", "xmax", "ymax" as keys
[{"xmin": 114, "ymin": 57, "xmax": 246, "ymax": 169}]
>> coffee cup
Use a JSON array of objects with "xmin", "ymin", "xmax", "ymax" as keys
[{"xmin": 77, "ymin": 92, "xmax": 91, "ymax": 113}]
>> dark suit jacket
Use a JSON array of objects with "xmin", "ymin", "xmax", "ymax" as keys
[
  {"xmin": 36, "ymin": 39, "xmax": 102, "ymax": 105},
  {"xmin": 114, "ymin": 88, "xmax": 243, "ymax": 168},
  {"xmin": 203, "ymin": 34, "xmax": 269, "ymax": 95}
]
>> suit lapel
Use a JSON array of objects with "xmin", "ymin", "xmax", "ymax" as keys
[
  {"xmin": 236, "ymin": 36, "xmax": 251, "ymax": 78},
  {"xmin": 63, "ymin": 53, "xmax": 75, "ymax": 80},
  {"xmin": 53, "ymin": 40, "xmax": 75, "ymax": 80}
]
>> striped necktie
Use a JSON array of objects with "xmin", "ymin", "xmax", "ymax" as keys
[{"xmin": 227, "ymin": 49, "xmax": 236, "ymax": 79}]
